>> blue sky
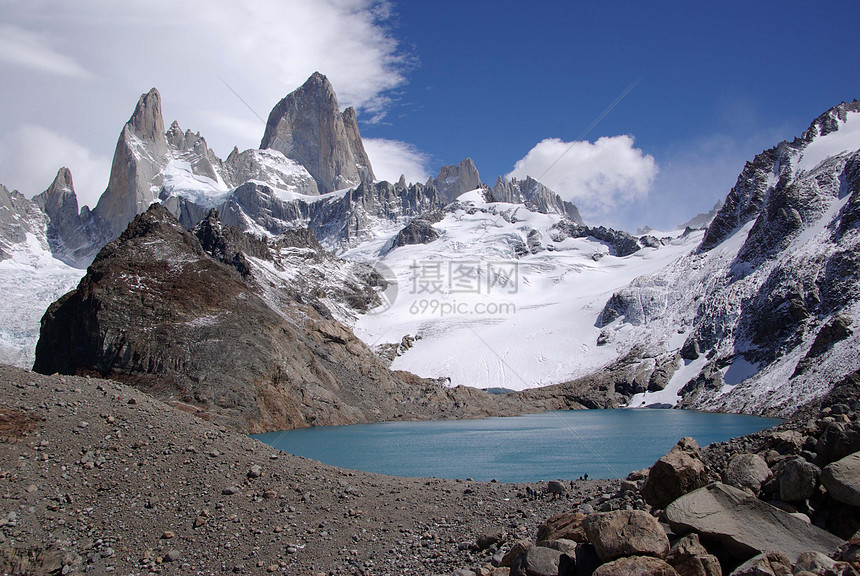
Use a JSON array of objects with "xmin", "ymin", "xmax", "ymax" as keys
[{"xmin": 0, "ymin": 1, "xmax": 858, "ymax": 231}]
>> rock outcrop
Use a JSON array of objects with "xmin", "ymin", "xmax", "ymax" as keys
[
  {"xmin": 490, "ymin": 176, "xmax": 583, "ymax": 223},
  {"xmin": 260, "ymin": 72, "xmax": 374, "ymax": 193},
  {"xmin": 434, "ymin": 158, "xmax": 482, "ymax": 202}
]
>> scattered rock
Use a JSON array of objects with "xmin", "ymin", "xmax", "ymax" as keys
[
  {"xmin": 592, "ymin": 555, "xmax": 681, "ymax": 576},
  {"xmin": 248, "ymin": 464, "xmax": 263, "ymax": 479},
  {"xmin": 164, "ymin": 549, "xmax": 182, "ymax": 563},
  {"xmin": 728, "ymin": 551, "xmax": 792, "ymax": 576},
  {"xmin": 500, "ymin": 541, "xmax": 532, "ymax": 568},
  {"xmin": 477, "ymin": 528, "xmax": 505, "ymax": 550}
]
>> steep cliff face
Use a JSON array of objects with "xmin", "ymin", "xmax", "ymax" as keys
[
  {"xmin": 433, "ymin": 158, "xmax": 482, "ymax": 203},
  {"xmin": 32, "ymin": 204, "xmax": 518, "ymax": 432},
  {"xmin": 32, "ymin": 168, "xmax": 110, "ymax": 267},
  {"xmin": 260, "ymin": 72, "xmax": 375, "ymax": 193},
  {"xmin": 93, "ymin": 88, "xmax": 170, "ymax": 239}
]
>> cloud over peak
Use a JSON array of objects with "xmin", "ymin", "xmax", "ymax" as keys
[{"xmin": 508, "ymin": 135, "xmax": 658, "ymax": 221}]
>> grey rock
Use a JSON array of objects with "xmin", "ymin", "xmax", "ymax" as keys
[
  {"xmin": 260, "ymin": 72, "xmax": 374, "ymax": 193},
  {"xmin": 583, "ymin": 510, "xmax": 669, "ymax": 562},
  {"xmin": 816, "ymin": 422, "xmax": 860, "ymax": 463},
  {"xmin": 792, "ymin": 551, "xmax": 838, "ymax": 575},
  {"xmin": 94, "ymin": 87, "xmax": 169, "ymax": 239},
  {"xmin": 510, "ymin": 545, "xmax": 563, "ymax": 576},
  {"xmin": 777, "ymin": 457, "xmax": 819, "ymax": 502},
  {"xmin": 223, "ymin": 147, "xmax": 318, "ymax": 196},
  {"xmin": 489, "ymin": 176, "xmax": 582, "ymax": 223},
  {"xmin": 664, "ymin": 483, "xmax": 845, "ymax": 563},
  {"xmin": 641, "ymin": 437, "xmax": 709, "ymax": 509},
  {"xmin": 389, "ymin": 217, "xmax": 441, "ymax": 249},
  {"xmin": 33, "ymin": 168, "xmax": 108, "ymax": 267},
  {"xmin": 728, "ymin": 551, "xmax": 792, "ymax": 576},
  {"xmin": 821, "ymin": 451, "xmax": 860, "ymax": 506},
  {"xmin": 164, "ymin": 549, "xmax": 182, "ymax": 563},
  {"xmin": 434, "ymin": 158, "xmax": 481, "ymax": 203},
  {"xmin": 725, "ymin": 453, "xmax": 772, "ymax": 495},
  {"xmin": 592, "ymin": 555, "xmax": 681, "ymax": 576}
]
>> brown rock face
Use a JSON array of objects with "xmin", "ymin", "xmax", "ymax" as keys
[
  {"xmin": 261, "ymin": 72, "xmax": 375, "ymax": 193},
  {"xmin": 583, "ymin": 510, "xmax": 670, "ymax": 562},
  {"xmin": 642, "ymin": 437, "xmax": 710, "ymax": 509},
  {"xmin": 536, "ymin": 512, "xmax": 588, "ymax": 545},
  {"xmin": 32, "ymin": 204, "xmax": 514, "ymax": 433}
]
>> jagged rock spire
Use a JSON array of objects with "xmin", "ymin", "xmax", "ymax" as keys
[
  {"xmin": 93, "ymin": 88, "xmax": 170, "ymax": 238},
  {"xmin": 260, "ymin": 72, "xmax": 375, "ymax": 193}
]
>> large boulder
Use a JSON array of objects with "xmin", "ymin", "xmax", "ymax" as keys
[
  {"xmin": 536, "ymin": 512, "xmax": 588, "ymax": 544},
  {"xmin": 510, "ymin": 545, "xmax": 563, "ymax": 576},
  {"xmin": 664, "ymin": 483, "xmax": 844, "ymax": 563},
  {"xmin": 665, "ymin": 534, "xmax": 721, "ymax": 576},
  {"xmin": 821, "ymin": 451, "xmax": 860, "ymax": 506},
  {"xmin": 642, "ymin": 437, "xmax": 710, "ymax": 509},
  {"xmin": 815, "ymin": 422, "xmax": 860, "ymax": 463},
  {"xmin": 724, "ymin": 453, "xmax": 772, "ymax": 495},
  {"xmin": 592, "ymin": 555, "xmax": 680, "ymax": 576},
  {"xmin": 777, "ymin": 457, "xmax": 820, "ymax": 502},
  {"xmin": 583, "ymin": 510, "xmax": 669, "ymax": 562}
]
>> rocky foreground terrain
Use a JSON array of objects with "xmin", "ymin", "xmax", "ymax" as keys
[
  {"xmin": 0, "ymin": 365, "xmax": 618, "ymax": 575},
  {"xmin": 2, "ymin": 362, "xmax": 859, "ymax": 576}
]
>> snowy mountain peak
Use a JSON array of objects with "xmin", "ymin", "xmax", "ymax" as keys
[{"xmin": 260, "ymin": 72, "xmax": 375, "ymax": 193}]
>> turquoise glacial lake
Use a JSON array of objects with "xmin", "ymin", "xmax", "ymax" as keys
[{"xmin": 253, "ymin": 409, "xmax": 781, "ymax": 483}]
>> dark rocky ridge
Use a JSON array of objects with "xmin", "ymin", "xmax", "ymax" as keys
[{"xmin": 32, "ymin": 204, "xmax": 536, "ymax": 433}]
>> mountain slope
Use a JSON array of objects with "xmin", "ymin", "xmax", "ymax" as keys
[{"xmin": 602, "ymin": 101, "xmax": 860, "ymax": 415}]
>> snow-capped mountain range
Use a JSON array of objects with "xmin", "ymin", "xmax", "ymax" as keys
[{"xmin": 2, "ymin": 72, "xmax": 858, "ymax": 417}]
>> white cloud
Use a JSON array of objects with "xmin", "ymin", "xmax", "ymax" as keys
[
  {"xmin": 0, "ymin": 126, "xmax": 110, "ymax": 209},
  {"xmin": 363, "ymin": 138, "xmax": 431, "ymax": 184},
  {"xmin": 508, "ymin": 135, "xmax": 658, "ymax": 221},
  {"xmin": 0, "ymin": 24, "xmax": 92, "ymax": 79}
]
